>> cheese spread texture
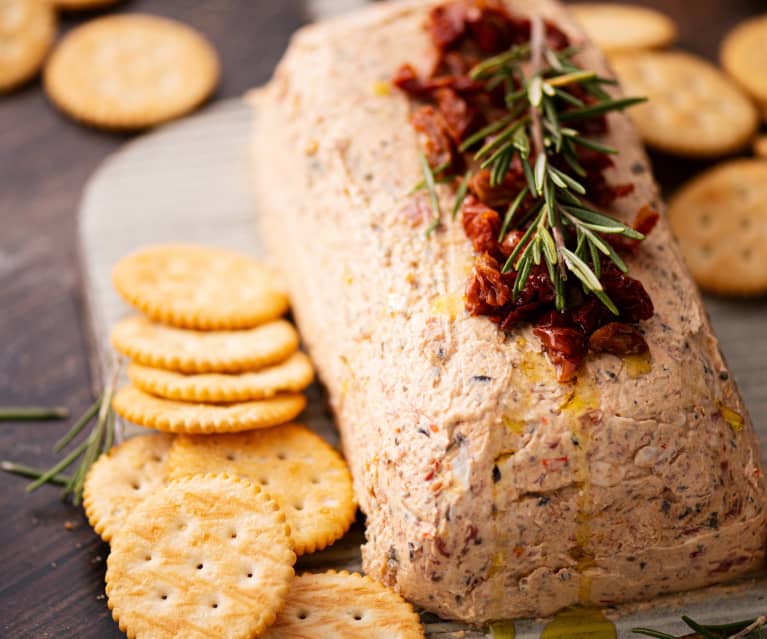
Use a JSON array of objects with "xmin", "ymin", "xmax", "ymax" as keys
[{"xmin": 252, "ymin": 0, "xmax": 766, "ymax": 622}]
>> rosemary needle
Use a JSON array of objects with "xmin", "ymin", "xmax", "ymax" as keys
[
  {"xmin": 53, "ymin": 398, "xmax": 101, "ymax": 453},
  {"xmin": 0, "ymin": 406, "xmax": 69, "ymax": 421},
  {"xmin": 1, "ymin": 461, "xmax": 72, "ymax": 486}
]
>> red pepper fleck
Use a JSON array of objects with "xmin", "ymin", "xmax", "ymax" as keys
[
  {"xmin": 436, "ymin": 536, "xmax": 452, "ymax": 557},
  {"xmin": 542, "ymin": 456, "xmax": 569, "ymax": 471}
]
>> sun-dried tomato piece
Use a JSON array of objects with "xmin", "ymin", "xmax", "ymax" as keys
[
  {"xmin": 411, "ymin": 105, "xmax": 455, "ymax": 169},
  {"xmin": 428, "ymin": 3, "xmax": 468, "ymax": 50},
  {"xmin": 587, "ymin": 176, "xmax": 635, "ymax": 207},
  {"xmin": 602, "ymin": 268, "xmax": 654, "ymax": 323},
  {"xmin": 468, "ymin": 163, "xmax": 526, "ymax": 208},
  {"xmin": 533, "ymin": 325, "xmax": 587, "ymax": 382},
  {"xmin": 466, "ymin": 253, "xmax": 511, "ymax": 313},
  {"xmin": 499, "ymin": 268, "xmax": 555, "ymax": 329},
  {"xmin": 435, "ymin": 88, "xmax": 477, "ymax": 143},
  {"xmin": 609, "ymin": 205, "xmax": 661, "ymax": 252},
  {"xmin": 570, "ymin": 296, "xmax": 615, "ymax": 335},
  {"xmin": 499, "ymin": 229, "xmax": 525, "ymax": 256},
  {"xmin": 465, "ymin": 5, "xmax": 519, "ymax": 52},
  {"xmin": 589, "ymin": 322, "xmax": 649, "ymax": 356},
  {"xmin": 462, "ymin": 197, "xmax": 501, "ymax": 254}
]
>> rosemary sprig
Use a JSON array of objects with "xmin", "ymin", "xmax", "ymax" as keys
[
  {"xmin": 0, "ymin": 406, "xmax": 69, "ymax": 421},
  {"xmin": 1, "ymin": 363, "xmax": 122, "ymax": 505},
  {"xmin": 456, "ymin": 15, "xmax": 646, "ymax": 312},
  {"xmin": 633, "ymin": 614, "xmax": 767, "ymax": 639},
  {"xmin": 419, "ymin": 152, "xmax": 443, "ymax": 236}
]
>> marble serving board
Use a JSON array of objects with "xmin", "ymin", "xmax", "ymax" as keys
[{"xmin": 77, "ymin": 98, "xmax": 767, "ymax": 639}]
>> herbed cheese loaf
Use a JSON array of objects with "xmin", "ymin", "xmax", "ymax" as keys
[{"xmin": 252, "ymin": 0, "xmax": 767, "ymax": 622}]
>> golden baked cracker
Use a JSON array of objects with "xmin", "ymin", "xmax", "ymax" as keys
[
  {"xmin": 721, "ymin": 15, "xmax": 767, "ymax": 107},
  {"xmin": 669, "ymin": 159, "xmax": 767, "ymax": 296},
  {"xmin": 753, "ymin": 136, "xmax": 767, "ymax": 158},
  {"xmin": 106, "ymin": 474, "xmax": 295, "ymax": 639},
  {"xmin": 570, "ymin": 3, "xmax": 676, "ymax": 54},
  {"xmin": 0, "ymin": 0, "xmax": 55, "ymax": 93},
  {"xmin": 128, "ymin": 352, "xmax": 314, "ymax": 403},
  {"xmin": 113, "ymin": 385, "xmax": 306, "ymax": 434},
  {"xmin": 43, "ymin": 15, "xmax": 219, "ymax": 130},
  {"xmin": 612, "ymin": 51, "xmax": 758, "ymax": 157},
  {"xmin": 166, "ymin": 424, "xmax": 356, "ymax": 555},
  {"xmin": 83, "ymin": 433, "xmax": 174, "ymax": 542},
  {"xmin": 111, "ymin": 315, "xmax": 298, "ymax": 374},
  {"xmin": 112, "ymin": 244, "xmax": 288, "ymax": 330},
  {"xmin": 261, "ymin": 571, "xmax": 425, "ymax": 639}
]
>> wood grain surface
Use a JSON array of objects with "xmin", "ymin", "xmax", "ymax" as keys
[{"xmin": 0, "ymin": 1, "xmax": 764, "ymax": 637}]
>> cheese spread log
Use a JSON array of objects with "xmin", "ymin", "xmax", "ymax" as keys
[{"xmin": 252, "ymin": 0, "xmax": 767, "ymax": 622}]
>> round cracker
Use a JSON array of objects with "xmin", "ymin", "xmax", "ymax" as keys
[
  {"xmin": 261, "ymin": 571, "xmax": 424, "ymax": 639},
  {"xmin": 0, "ymin": 0, "xmax": 55, "ymax": 93},
  {"xmin": 83, "ymin": 433, "xmax": 174, "ymax": 542},
  {"xmin": 111, "ymin": 316, "xmax": 298, "ymax": 374},
  {"xmin": 112, "ymin": 245, "xmax": 288, "ymax": 330},
  {"xmin": 166, "ymin": 424, "xmax": 356, "ymax": 555},
  {"xmin": 612, "ymin": 51, "xmax": 758, "ymax": 157},
  {"xmin": 128, "ymin": 352, "xmax": 314, "ymax": 403},
  {"xmin": 721, "ymin": 15, "xmax": 767, "ymax": 106},
  {"xmin": 570, "ymin": 3, "xmax": 676, "ymax": 54},
  {"xmin": 106, "ymin": 474, "xmax": 295, "ymax": 639},
  {"xmin": 44, "ymin": 14, "xmax": 219, "ymax": 130},
  {"xmin": 668, "ymin": 159, "xmax": 767, "ymax": 296},
  {"xmin": 113, "ymin": 385, "xmax": 307, "ymax": 435},
  {"xmin": 753, "ymin": 135, "xmax": 767, "ymax": 159}
]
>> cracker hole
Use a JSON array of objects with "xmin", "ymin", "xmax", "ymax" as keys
[
  {"xmin": 258, "ymin": 477, "xmax": 269, "ymax": 486},
  {"xmin": 699, "ymin": 213, "xmax": 711, "ymax": 228},
  {"xmin": 247, "ymin": 572, "xmax": 253, "ymax": 578},
  {"xmin": 742, "ymin": 248, "xmax": 753, "ymax": 261},
  {"xmin": 225, "ymin": 453, "xmax": 236, "ymax": 461},
  {"xmin": 297, "ymin": 610, "xmax": 309, "ymax": 620},
  {"xmin": 197, "ymin": 563, "xmax": 204, "ymax": 570},
  {"xmin": 351, "ymin": 611, "xmax": 364, "ymax": 621},
  {"xmin": 160, "ymin": 594, "xmax": 168, "ymax": 601},
  {"xmin": 230, "ymin": 531, "xmax": 238, "ymax": 539},
  {"xmin": 701, "ymin": 244, "xmax": 713, "ymax": 257},
  {"xmin": 277, "ymin": 452, "xmax": 287, "ymax": 460},
  {"xmin": 293, "ymin": 503, "xmax": 304, "ymax": 511},
  {"xmin": 178, "ymin": 522, "xmax": 187, "ymax": 531},
  {"xmin": 741, "ymin": 218, "xmax": 752, "ymax": 230},
  {"xmin": 152, "ymin": 455, "xmax": 163, "ymax": 462},
  {"xmin": 212, "ymin": 603, "xmax": 219, "ymax": 609},
  {"xmin": 144, "ymin": 555, "xmax": 152, "ymax": 562},
  {"xmin": 310, "ymin": 477, "xmax": 320, "ymax": 485},
  {"xmin": 131, "ymin": 482, "xmax": 141, "ymax": 491}
]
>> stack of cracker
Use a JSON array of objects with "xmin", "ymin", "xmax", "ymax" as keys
[{"xmin": 82, "ymin": 244, "xmax": 425, "ymax": 638}]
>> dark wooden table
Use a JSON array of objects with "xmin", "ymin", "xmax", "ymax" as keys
[{"xmin": 0, "ymin": 1, "xmax": 763, "ymax": 637}]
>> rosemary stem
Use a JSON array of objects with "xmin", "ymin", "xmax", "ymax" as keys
[
  {"xmin": 53, "ymin": 398, "xmax": 102, "ymax": 453},
  {"xmin": 0, "ymin": 406, "xmax": 69, "ymax": 421},
  {"xmin": 1, "ymin": 461, "xmax": 72, "ymax": 486},
  {"xmin": 727, "ymin": 616, "xmax": 766, "ymax": 639},
  {"xmin": 26, "ymin": 438, "xmax": 89, "ymax": 493}
]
